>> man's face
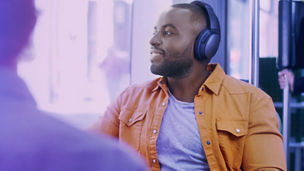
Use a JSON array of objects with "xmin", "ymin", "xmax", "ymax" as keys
[{"xmin": 149, "ymin": 7, "xmax": 198, "ymax": 78}]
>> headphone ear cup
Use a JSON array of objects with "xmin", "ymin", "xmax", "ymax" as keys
[
  {"xmin": 193, "ymin": 29, "xmax": 211, "ymax": 61},
  {"xmin": 204, "ymin": 32, "xmax": 220, "ymax": 59}
]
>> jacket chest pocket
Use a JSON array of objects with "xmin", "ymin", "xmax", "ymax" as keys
[
  {"xmin": 216, "ymin": 120, "xmax": 248, "ymax": 168},
  {"xmin": 119, "ymin": 109, "xmax": 147, "ymax": 151}
]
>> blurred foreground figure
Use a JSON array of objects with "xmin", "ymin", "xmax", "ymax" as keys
[{"xmin": 0, "ymin": 0, "xmax": 147, "ymax": 170}]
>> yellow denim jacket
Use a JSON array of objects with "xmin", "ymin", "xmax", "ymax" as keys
[{"xmin": 90, "ymin": 64, "xmax": 286, "ymax": 171}]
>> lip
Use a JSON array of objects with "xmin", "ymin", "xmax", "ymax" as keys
[
  {"xmin": 150, "ymin": 49, "xmax": 164, "ymax": 63},
  {"xmin": 150, "ymin": 50, "xmax": 164, "ymax": 55},
  {"xmin": 150, "ymin": 47, "xmax": 165, "ymax": 55}
]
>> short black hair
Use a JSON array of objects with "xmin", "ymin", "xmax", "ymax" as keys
[
  {"xmin": 0, "ymin": 0, "xmax": 37, "ymax": 61},
  {"xmin": 171, "ymin": 3, "xmax": 209, "ymax": 30}
]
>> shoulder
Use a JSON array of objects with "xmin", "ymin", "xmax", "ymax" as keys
[
  {"xmin": 61, "ymin": 132, "xmax": 147, "ymax": 170},
  {"xmin": 222, "ymin": 75, "xmax": 271, "ymax": 100}
]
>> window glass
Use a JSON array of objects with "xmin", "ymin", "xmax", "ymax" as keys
[
  {"xmin": 228, "ymin": 0, "xmax": 278, "ymax": 79},
  {"xmin": 18, "ymin": 0, "xmax": 133, "ymax": 115},
  {"xmin": 227, "ymin": 0, "xmax": 250, "ymax": 79}
]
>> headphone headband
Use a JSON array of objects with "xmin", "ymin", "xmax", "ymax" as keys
[{"xmin": 190, "ymin": 1, "xmax": 220, "ymax": 34}]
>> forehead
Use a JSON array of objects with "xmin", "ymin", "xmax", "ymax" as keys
[{"xmin": 155, "ymin": 7, "xmax": 194, "ymax": 30}]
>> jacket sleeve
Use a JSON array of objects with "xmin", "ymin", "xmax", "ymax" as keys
[
  {"xmin": 242, "ymin": 94, "xmax": 286, "ymax": 171},
  {"xmin": 293, "ymin": 77, "xmax": 304, "ymax": 94},
  {"xmin": 87, "ymin": 93, "xmax": 122, "ymax": 138}
]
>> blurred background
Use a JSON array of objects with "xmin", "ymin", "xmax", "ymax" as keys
[{"xmin": 17, "ymin": 0, "xmax": 303, "ymax": 169}]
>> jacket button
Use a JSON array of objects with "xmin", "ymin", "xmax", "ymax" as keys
[
  {"xmin": 152, "ymin": 159, "xmax": 157, "ymax": 163},
  {"xmin": 153, "ymin": 129, "xmax": 157, "ymax": 134},
  {"xmin": 162, "ymin": 102, "xmax": 166, "ymax": 106},
  {"xmin": 206, "ymin": 141, "xmax": 211, "ymax": 145},
  {"xmin": 236, "ymin": 128, "xmax": 240, "ymax": 133},
  {"xmin": 199, "ymin": 111, "xmax": 203, "ymax": 115}
]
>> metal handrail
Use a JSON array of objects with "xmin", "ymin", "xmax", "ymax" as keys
[{"xmin": 249, "ymin": 0, "xmax": 260, "ymax": 87}]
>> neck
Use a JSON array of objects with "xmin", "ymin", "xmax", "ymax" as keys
[{"xmin": 166, "ymin": 62, "xmax": 210, "ymax": 102}]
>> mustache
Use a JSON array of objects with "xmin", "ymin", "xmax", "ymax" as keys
[{"xmin": 150, "ymin": 46, "xmax": 165, "ymax": 55}]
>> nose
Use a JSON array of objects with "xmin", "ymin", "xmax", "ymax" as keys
[{"xmin": 150, "ymin": 33, "xmax": 161, "ymax": 47}]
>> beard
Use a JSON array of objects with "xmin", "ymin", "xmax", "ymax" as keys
[{"xmin": 150, "ymin": 45, "xmax": 193, "ymax": 78}]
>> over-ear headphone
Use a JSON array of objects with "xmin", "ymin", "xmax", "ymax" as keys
[{"xmin": 191, "ymin": 1, "xmax": 221, "ymax": 61}]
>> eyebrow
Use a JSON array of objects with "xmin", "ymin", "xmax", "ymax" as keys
[{"xmin": 154, "ymin": 24, "xmax": 177, "ymax": 31}]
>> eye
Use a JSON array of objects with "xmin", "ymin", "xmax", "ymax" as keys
[{"xmin": 163, "ymin": 31, "xmax": 173, "ymax": 36}]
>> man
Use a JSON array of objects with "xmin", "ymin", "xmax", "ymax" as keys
[
  {"xmin": 90, "ymin": 1, "xmax": 286, "ymax": 170},
  {"xmin": 0, "ymin": 0, "xmax": 147, "ymax": 170}
]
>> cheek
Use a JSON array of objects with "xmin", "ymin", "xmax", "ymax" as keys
[
  {"xmin": 164, "ymin": 40, "xmax": 194, "ymax": 57},
  {"xmin": 165, "ymin": 36, "xmax": 194, "ymax": 49}
]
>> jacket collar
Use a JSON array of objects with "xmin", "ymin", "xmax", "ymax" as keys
[
  {"xmin": 202, "ymin": 63, "xmax": 225, "ymax": 95},
  {"xmin": 152, "ymin": 77, "xmax": 167, "ymax": 92}
]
